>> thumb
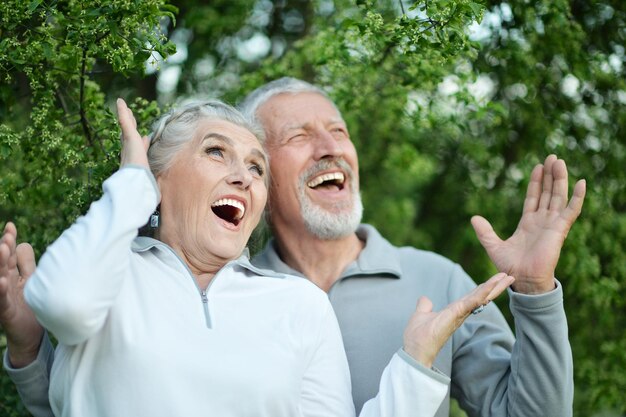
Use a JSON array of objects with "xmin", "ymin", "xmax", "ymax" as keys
[
  {"xmin": 470, "ymin": 215, "xmax": 502, "ymax": 251},
  {"xmin": 142, "ymin": 135, "xmax": 151, "ymax": 153},
  {"xmin": 16, "ymin": 243, "xmax": 36, "ymax": 280},
  {"xmin": 415, "ymin": 296, "xmax": 433, "ymax": 314},
  {"xmin": 117, "ymin": 99, "xmax": 149, "ymax": 169}
]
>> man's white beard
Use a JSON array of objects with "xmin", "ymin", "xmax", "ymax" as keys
[
  {"xmin": 297, "ymin": 160, "xmax": 363, "ymax": 240},
  {"xmin": 299, "ymin": 192, "xmax": 363, "ymax": 240}
]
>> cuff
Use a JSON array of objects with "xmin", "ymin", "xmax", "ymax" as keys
[
  {"xmin": 116, "ymin": 164, "xmax": 161, "ymax": 206},
  {"xmin": 118, "ymin": 165, "xmax": 161, "ymax": 203},
  {"xmin": 3, "ymin": 331, "xmax": 54, "ymax": 385},
  {"xmin": 508, "ymin": 278, "xmax": 565, "ymax": 313},
  {"xmin": 397, "ymin": 348, "xmax": 451, "ymax": 385}
]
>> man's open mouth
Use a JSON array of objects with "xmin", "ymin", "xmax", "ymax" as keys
[{"xmin": 307, "ymin": 172, "xmax": 345, "ymax": 191}]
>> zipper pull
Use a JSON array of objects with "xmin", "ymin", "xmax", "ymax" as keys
[{"xmin": 200, "ymin": 289, "xmax": 212, "ymax": 328}]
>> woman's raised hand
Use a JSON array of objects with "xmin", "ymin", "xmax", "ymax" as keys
[
  {"xmin": 0, "ymin": 222, "xmax": 43, "ymax": 368},
  {"xmin": 117, "ymin": 98, "xmax": 151, "ymax": 169},
  {"xmin": 402, "ymin": 272, "xmax": 515, "ymax": 368}
]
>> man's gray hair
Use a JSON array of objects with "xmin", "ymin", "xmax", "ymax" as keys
[
  {"xmin": 239, "ymin": 77, "xmax": 337, "ymax": 120},
  {"xmin": 147, "ymin": 100, "xmax": 265, "ymax": 177}
]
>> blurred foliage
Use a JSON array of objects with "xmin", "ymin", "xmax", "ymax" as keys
[{"xmin": 1, "ymin": 0, "xmax": 625, "ymax": 416}]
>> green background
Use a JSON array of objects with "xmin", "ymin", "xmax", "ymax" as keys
[{"xmin": 1, "ymin": 1, "xmax": 624, "ymax": 415}]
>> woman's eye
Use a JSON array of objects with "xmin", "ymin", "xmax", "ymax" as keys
[
  {"xmin": 206, "ymin": 147, "xmax": 224, "ymax": 157},
  {"xmin": 249, "ymin": 164, "xmax": 264, "ymax": 176}
]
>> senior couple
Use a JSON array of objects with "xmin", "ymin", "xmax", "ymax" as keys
[{"xmin": 0, "ymin": 77, "xmax": 585, "ymax": 417}]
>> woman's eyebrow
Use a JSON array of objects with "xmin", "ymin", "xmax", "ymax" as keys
[
  {"xmin": 201, "ymin": 132, "xmax": 234, "ymax": 146},
  {"xmin": 203, "ymin": 132, "xmax": 268, "ymax": 166},
  {"xmin": 251, "ymin": 148, "xmax": 269, "ymax": 167}
]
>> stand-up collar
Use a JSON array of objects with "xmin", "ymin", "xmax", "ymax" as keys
[
  {"xmin": 252, "ymin": 224, "xmax": 403, "ymax": 280},
  {"xmin": 132, "ymin": 236, "xmax": 287, "ymax": 279}
]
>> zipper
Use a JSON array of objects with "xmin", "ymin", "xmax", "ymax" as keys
[
  {"xmin": 200, "ymin": 289, "xmax": 212, "ymax": 328},
  {"xmin": 134, "ymin": 241, "xmax": 217, "ymax": 329}
]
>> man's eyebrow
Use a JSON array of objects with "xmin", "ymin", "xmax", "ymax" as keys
[
  {"xmin": 282, "ymin": 118, "xmax": 346, "ymax": 131},
  {"xmin": 327, "ymin": 116, "xmax": 345, "ymax": 124},
  {"xmin": 281, "ymin": 123, "xmax": 305, "ymax": 132}
]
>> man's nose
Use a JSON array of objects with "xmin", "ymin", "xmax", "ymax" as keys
[{"xmin": 313, "ymin": 129, "xmax": 344, "ymax": 160}]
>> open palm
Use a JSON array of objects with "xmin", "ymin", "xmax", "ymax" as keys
[
  {"xmin": 403, "ymin": 272, "xmax": 515, "ymax": 367},
  {"xmin": 0, "ymin": 222, "xmax": 43, "ymax": 367},
  {"xmin": 471, "ymin": 155, "xmax": 586, "ymax": 294}
]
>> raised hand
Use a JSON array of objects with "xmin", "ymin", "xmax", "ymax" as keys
[
  {"xmin": 0, "ymin": 222, "xmax": 43, "ymax": 367},
  {"xmin": 117, "ymin": 98, "xmax": 151, "ymax": 169},
  {"xmin": 471, "ymin": 155, "xmax": 586, "ymax": 294},
  {"xmin": 403, "ymin": 272, "xmax": 515, "ymax": 368}
]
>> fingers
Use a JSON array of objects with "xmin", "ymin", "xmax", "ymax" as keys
[
  {"xmin": 0, "ymin": 223, "xmax": 17, "ymax": 271},
  {"xmin": 470, "ymin": 215, "xmax": 502, "ymax": 253},
  {"xmin": 142, "ymin": 135, "xmax": 151, "ymax": 153},
  {"xmin": 529, "ymin": 155, "xmax": 583, "ymax": 215},
  {"xmin": 16, "ymin": 243, "xmax": 36, "ymax": 280},
  {"xmin": 538, "ymin": 154, "xmax": 557, "ymax": 210},
  {"xmin": 522, "ymin": 164, "xmax": 543, "ymax": 214},
  {"xmin": 562, "ymin": 179, "xmax": 586, "ymax": 224},
  {"xmin": 3, "ymin": 222, "xmax": 17, "ymax": 241},
  {"xmin": 483, "ymin": 273, "xmax": 515, "ymax": 301},
  {"xmin": 458, "ymin": 273, "xmax": 515, "ymax": 317},
  {"xmin": 117, "ymin": 98, "xmax": 145, "ymax": 146},
  {"xmin": 117, "ymin": 98, "xmax": 150, "ymax": 169},
  {"xmin": 0, "ymin": 222, "xmax": 18, "ymax": 300},
  {"xmin": 415, "ymin": 296, "xmax": 433, "ymax": 314},
  {"xmin": 117, "ymin": 99, "xmax": 136, "ymax": 139},
  {"xmin": 548, "ymin": 159, "xmax": 569, "ymax": 211}
]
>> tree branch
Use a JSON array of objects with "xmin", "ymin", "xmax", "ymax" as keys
[{"xmin": 79, "ymin": 48, "xmax": 93, "ymax": 147}]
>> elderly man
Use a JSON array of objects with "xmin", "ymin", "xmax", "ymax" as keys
[
  {"xmin": 241, "ymin": 78, "xmax": 584, "ymax": 416},
  {"xmin": 2, "ymin": 77, "xmax": 585, "ymax": 417}
]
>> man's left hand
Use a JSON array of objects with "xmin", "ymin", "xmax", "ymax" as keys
[{"xmin": 471, "ymin": 155, "xmax": 586, "ymax": 294}]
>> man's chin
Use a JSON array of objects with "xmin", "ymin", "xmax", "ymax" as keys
[{"xmin": 301, "ymin": 204, "xmax": 362, "ymax": 240}]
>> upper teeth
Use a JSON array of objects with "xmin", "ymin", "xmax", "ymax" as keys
[
  {"xmin": 212, "ymin": 198, "xmax": 245, "ymax": 219},
  {"xmin": 307, "ymin": 172, "xmax": 345, "ymax": 188}
]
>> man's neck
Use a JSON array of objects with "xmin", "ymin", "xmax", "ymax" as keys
[{"xmin": 273, "ymin": 224, "xmax": 364, "ymax": 293}]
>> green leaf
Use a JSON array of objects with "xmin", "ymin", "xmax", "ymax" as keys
[
  {"xmin": 28, "ymin": 0, "xmax": 42, "ymax": 13},
  {"xmin": 468, "ymin": 2, "xmax": 483, "ymax": 19}
]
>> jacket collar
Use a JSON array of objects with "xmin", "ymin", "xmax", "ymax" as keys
[
  {"xmin": 131, "ymin": 236, "xmax": 288, "ymax": 280},
  {"xmin": 252, "ymin": 224, "xmax": 402, "ymax": 280}
]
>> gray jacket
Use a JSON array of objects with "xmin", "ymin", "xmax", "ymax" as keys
[{"xmin": 253, "ymin": 224, "xmax": 573, "ymax": 417}]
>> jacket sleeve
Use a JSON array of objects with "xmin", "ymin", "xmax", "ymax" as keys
[
  {"xmin": 506, "ymin": 280, "xmax": 573, "ymax": 417},
  {"xmin": 24, "ymin": 166, "xmax": 159, "ymax": 346},
  {"xmin": 299, "ymin": 299, "xmax": 356, "ymax": 417},
  {"xmin": 359, "ymin": 350, "xmax": 449, "ymax": 417},
  {"xmin": 449, "ymin": 265, "xmax": 573, "ymax": 417},
  {"xmin": 300, "ymin": 295, "xmax": 449, "ymax": 417},
  {"xmin": 2, "ymin": 332, "xmax": 55, "ymax": 417}
]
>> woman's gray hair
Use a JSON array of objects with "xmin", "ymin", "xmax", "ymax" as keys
[
  {"xmin": 238, "ymin": 77, "xmax": 338, "ymax": 121},
  {"xmin": 147, "ymin": 100, "xmax": 266, "ymax": 177}
]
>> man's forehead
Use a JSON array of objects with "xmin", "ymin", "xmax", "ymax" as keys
[
  {"xmin": 263, "ymin": 92, "xmax": 335, "ymax": 111},
  {"xmin": 262, "ymin": 93, "xmax": 343, "ymax": 125},
  {"xmin": 280, "ymin": 117, "xmax": 345, "ymax": 131}
]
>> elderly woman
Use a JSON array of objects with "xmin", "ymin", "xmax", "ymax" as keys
[{"xmin": 1, "ymin": 99, "xmax": 513, "ymax": 417}]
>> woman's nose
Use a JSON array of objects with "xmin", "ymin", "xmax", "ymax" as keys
[{"xmin": 226, "ymin": 161, "xmax": 253, "ymax": 190}]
